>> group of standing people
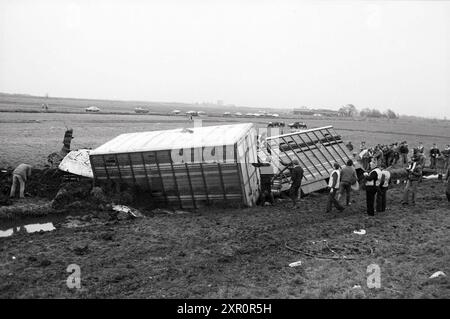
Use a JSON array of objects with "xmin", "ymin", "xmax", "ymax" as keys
[{"xmin": 255, "ymin": 138, "xmax": 450, "ymax": 216}]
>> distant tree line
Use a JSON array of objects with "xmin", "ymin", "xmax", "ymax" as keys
[{"xmin": 338, "ymin": 104, "xmax": 399, "ymax": 119}]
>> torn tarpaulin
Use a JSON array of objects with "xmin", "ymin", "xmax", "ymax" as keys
[{"xmin": 58, "ymin": 149, "xmax": 93, "ymax": 178}]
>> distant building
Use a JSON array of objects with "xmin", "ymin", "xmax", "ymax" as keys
[
  {"xmin": 86, "ymin": 106, "xmax": 100, "ymax": 113},
  {"xmin": 217, "ymin": 100, "xmax": 224, "ymax": 106},
  {"xmin": 293, "ymin": 108, "xmax": 315, "ymax": 116}
]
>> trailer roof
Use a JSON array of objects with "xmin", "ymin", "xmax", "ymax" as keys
[{"xmin": 90, "ymin": 123, "xmax": 254, "ymax": 155}]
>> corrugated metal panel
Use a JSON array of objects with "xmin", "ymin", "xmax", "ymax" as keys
[
  {"xmin": 90, "ymin": 123, "xmax": 254, "ymax": 155},
  {"xmin": 259, "ymin": 126, "xmax": 356, "ymax": 194},
  {"xmin": 90, "ymin": 123, "xmax": 260, "ymax": 208}
]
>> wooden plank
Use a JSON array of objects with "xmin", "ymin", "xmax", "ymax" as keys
[
  {"xmin": 154, "ymin": 151, "xmax": 168, "ymax": 205},
  {"xmin": 184, "ymin": 162, "xmax": 197, "ymax": 209},
  {"xmin": 168, "ymin": 151, "xmax": 183, "ymax": 208},
  {"xmin": 140, "ymin": 152, "xmax": 152, "ymax": 194},
  {"xmin": 127, "ymin": 153, "xmax": 137, "ymax": 187},
  {"xmin": 217, "ymin": 163, "xmax": 227, "ymax": 201},
  {"xmin": 291, "ymin": 133, "xmax": 327, "ymax": 178},
  {"xmin": 199, "ymin": 163, "xmax": 210, "ymax": 205}
]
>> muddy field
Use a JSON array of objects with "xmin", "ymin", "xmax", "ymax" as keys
[
  {"xmin": 1, "ymin": 110, "xmax": 449, "ymax": 169},
  {"xmin": 0, "ymin": 102, "xmax": 449, "ymax": 299},
  {"xmin": 0, "ymin": 178, "xmax": 449, "ymax": 298}
]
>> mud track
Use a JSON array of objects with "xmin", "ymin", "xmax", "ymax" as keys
[{"xmin": 0, "ymin": 179, "xmax": 449, "ymax": 298}]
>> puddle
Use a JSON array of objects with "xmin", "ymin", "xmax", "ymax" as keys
[{"xmin": 0, "ymin": 222, "xmax": 56, "ymax": 238}]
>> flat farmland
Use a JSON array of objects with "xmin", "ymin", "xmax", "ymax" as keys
[{"xmin": 1, "ymin": 111, "xmax": 449, "ymax": 168}]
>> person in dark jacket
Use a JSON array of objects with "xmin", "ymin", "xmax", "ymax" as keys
[
  {"xmin": 280, "ymin": 159, "xmax": 304, "ymax": 208},
  {"xmin": 429, "ymin": 143, "xmax": 440, "ymax": 169},
  {"xmin": 363, "ymin": 159, "xmax": 382, "ymax": 216},
  {"xmin": 376, "ymin": 164, "xmax": 391, "ymax": 212},
  {"xmin": 399, "ymin": 141, "xmax": 409, "ymax": 166},
  {"xmin": 402, "ymin": 157, "xmax": 423, "ymax": 205},
  {"xmin": 252, "ymin": 156, "xmax": 276, "ymax": 206},
  {"xmin": 326, "ymin": 163, "xmax": 345, "ymax": 213},
  {"xmin": 339, "ymin": 159, "xmax": 358, "ymax": 206}
]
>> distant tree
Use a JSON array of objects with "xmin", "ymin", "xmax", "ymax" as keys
[
  {"xmin": 385, "ymin": 109, "xmax": 399, "ymax": 119},
  {"xmin": 338, "ymin": 104, "xmax": 358, "ymax": 117}
]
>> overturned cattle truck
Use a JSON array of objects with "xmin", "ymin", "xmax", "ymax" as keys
[
  {"xmin": 89, "ymin": 123, "xmax": 260, "ymax": 208},
  {"xmin": 259, "ymin": 125, "xmax": 359, "ymax": 194}
]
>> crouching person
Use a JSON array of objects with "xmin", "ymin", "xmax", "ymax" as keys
[
  {"xmin": 326, "ymin": 163, "xmax": 344, "ymax": 213},
  {"xmin": 10, "ymin": 163, "xmax": 33, "ymax": 199}
]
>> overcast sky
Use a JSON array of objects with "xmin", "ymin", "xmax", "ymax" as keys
[{"xmin": 0, "ymin": 0, "xmax": 449, "ymax": 118}]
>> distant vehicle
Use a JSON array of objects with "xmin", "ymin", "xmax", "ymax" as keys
[
  {"xmin": 234, "ymin": 112, "xmax": 242, "ymax": 116},
  {"xmin": 134, "ymin": 107, "xmax": 149, "ymax": 114},
  {"xmin": 288, "ymin": 121, "xmax": 307, "ymax": 130},
  {"xmin": 271, "ymin": 113, "xmax": 280, "ymax": 118},
  {"xmin": 85, "ymin": 106, "xmax": 100, "ymax": 113},
  {"xmin": 245, "ymin": 113, "xmax": 254, "ymax": 117},
  {"xmin": 223, "ymin": 112, "xmax": 231, "ymax": 117},
  {"xmin": 197, "ymin": 111, "xmax": 207, "ymax": 116},
  {"xmin": 172, "ymin": 109, "xmax": 181, "ymax": 115},
  {"xmin": 186, "ymin": 110, "xmax": 198, "ymax": 116},
  {"xmin": 268, "ymin": 121, "xmax": 285, "ymax": 128}
]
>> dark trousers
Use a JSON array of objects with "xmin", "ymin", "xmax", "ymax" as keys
[
  {"xmin": 326, "ymin": 189, "xmax": 343, "ymax": 213},
  {"xmin": 258, "ymin": 178, "xmax": 274, "ymax": 205},
  {"xmin": 289, "ymin": 183, "xmax": 301, "ymax": 206},
  {"xmin": 376, "ymin": 186, "xmax": 388, "ymax": 212},
  {"xmin": 446, "ymin": 192, "xmax": 450, "ymax": 202},
  {"xmin": 430, "ymin": 157, "xmax": 437, "ymax": 169},
  {"xmin": 366, "ymin": 186, "xmax": 378, "ymax": 216},
  {"xmin": 340, "ymin": 182, "xmax": 351, "ymax": 205}
]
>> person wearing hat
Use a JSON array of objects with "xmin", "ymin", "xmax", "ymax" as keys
[{"xmin": 326, "ymin": 163, "xmax": 345, "ymax": 213}]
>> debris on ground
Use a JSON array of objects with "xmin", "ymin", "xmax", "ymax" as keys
[
  {"xmin": 353, "ymin": 229, "xmax": 366, "ymax": 235},
  {"xmin": 51, "ymin": 180, "xmax": 92, "ymax": 209},
  {"xmin": 112, "ymin": 204, "xmax": 144, "ymax": 219},
  {"xmin": 429, "ymin": 271, "xmax": 446, "ymax": 279},
  {"xmin": 288, "ymin": 260, "xmax": 302, "ymax": 267}
]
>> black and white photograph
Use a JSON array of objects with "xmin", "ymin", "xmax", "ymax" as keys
[{"xmin": 0, "ymin": 0, "xmax": 449, "ymax": 303}]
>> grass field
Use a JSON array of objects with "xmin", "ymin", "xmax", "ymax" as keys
[
  {"xmin": 0, "ymin": 94, "xmax": 449, "ymax": 299},
  {"xmin": 1, "ymin": 110, "xmax": 449, "ymax": 169}
]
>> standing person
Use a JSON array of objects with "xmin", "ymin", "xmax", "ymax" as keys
[
  {"xmin": 346, "ymin": 141, "xmax": 354, "ymax": 152},
  {"xmin": 280, "ymin": 159, "xmax": 304, "ymax": 208},
  {"xmin": 436, "ymin": 153, "xmax": 446, "ymax": 181},
  {"xmin": 9, "ymin": 163, "xmax": 33, "ymax": 198},
  {"xmin": 326, "ymin": 163, "xmax": 345, "ymax": 213},
  {"xmin": 399, "ymin": 141, "xmax": 409, "ymax": 166},
  {"xmin": 417, "ymin": 142, "xmax": 424, "ymax": 154},
  {"xmin": 339, "ymin": 159, "xmax": 358, "ymax": 206},
  {"xmin": 376, "ymin": 164, "xmax": 391, "ymax": 212},
  {"xmin": 429, "ymin": 143, "xmax": 440, "ymax": 169},
  {"xmin": 402, "ymin": 157, "xmax": 423, "ymax": 206},
  {"xmin": 253, "ymin": 156, "xmax": 276, "ymax": 206},
  {"xmin": 445, "ymin": 165, "xmax": 450, "ymax": 202},
  {"xmin": 363, "ymin": 159, "xmax": 382, "ymax": 216}
]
